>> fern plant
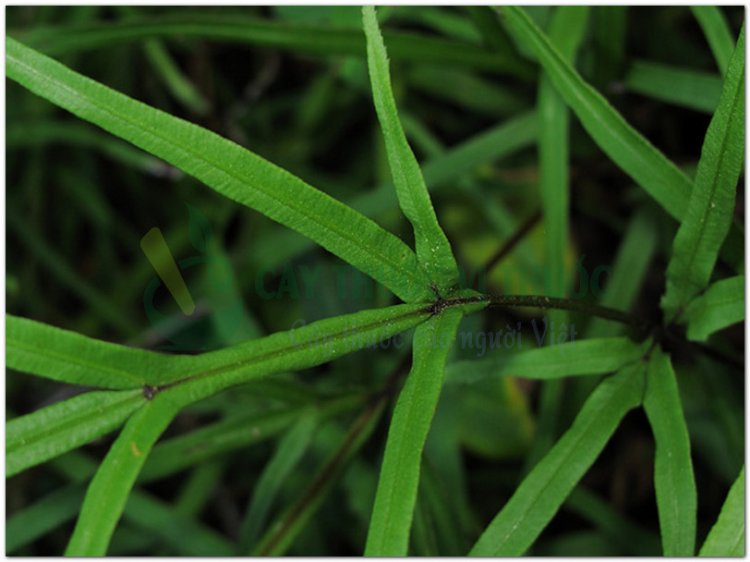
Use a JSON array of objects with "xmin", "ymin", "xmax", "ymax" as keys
[{"xmin": 6, "ymin": 5, "xmax": 745, "ymax": 556}]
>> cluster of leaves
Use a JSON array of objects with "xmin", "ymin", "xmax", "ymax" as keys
[{"xmin": 7, "ymin": 5, "xmax": 744, "ymax": 556}]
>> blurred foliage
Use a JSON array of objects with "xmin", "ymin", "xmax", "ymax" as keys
[{"xmin": 6, "ymin": 5, "xmax": 744, "ymax": 556}]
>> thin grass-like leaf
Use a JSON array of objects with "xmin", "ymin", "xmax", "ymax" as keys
[
  {"xmin": 531, "ymin": 6, "xmax": 589, "ymax": 471},
  {"xmin": 565, "ymin": 487, "xmax": 661, "ymax": 556},
  {"xmin": 6, "ymin": 37, "xmax": 433, "ymax": 303},
  {"xmin": 500, "ymin": 6, "xmax": 692, "ymax": 221},
  {"xmin": 691, "ymin": 6, "xmax": 735, "ymax": 75},
  {"xmin": 7, "ymin": 120, "xmax": 164, "ymax": 174},
  {"xmin": 643, "ymin": 347, "xmax": 697, "ymax": 556},
  {"xmin": 7, "ymin": 483, "xmax": 86, "ymax": 553},
  {"xmin": 65, "ymin": 396, "xmax": 181, "ymax": 555},
  {"xmin": 140, "ymin": 407, "xmax": 303, "ymax": 482},
  {"xmin": 469, "ymin": 361, "xmax": 646, "ymax": 556},
  {"xmin": 625, "ymin": 60, "xmax": 722, "ymax": 114},
  {"xmin": 585, "ymin": 209, "xmax": 657, "ymax": 338},
  {"xmin": 365, "ymin": 307, "xmax": 465, "ymax": 556},
  {"xmin": 153, "ymin": 303, "xmax": 429, "ymax": 403},
  {"xmin": 7, "ymin": 314, "xmax": 174, "ymax": 389},
  {"xmin": 142, "ymin": 39, "xmax": 209, "ymax": 115},
  {"xmin": 685, "ymin": 275, "xmax": 744, "ymax": 341},
  {"xmin": 239, "ymin": 411, "xmax": 318, "ymax": 551},
  {"xmin": 446, "ymin": 337, "xmax": 646, "ymax": 385},
  {"xmin": 16, "ymin": 14, "xmax": 531, "ymax": 77},
  {"xmin": 250, "ymin": 111, "xmax": 537, "ymax": 272},
  {"xmin": 123, "ymin": 491, "xmax": 234, "ymax": 556},
  {"xmin": 363, "ymin": 6, "xmax": 458, "ymax": 293},
  {"xmin": 538, "ymin": 6, "xmax": 589, "ymax": 300},
  {"xmin": 700, "ymin": 466, "xmax": 745, "ymax": 556},
  {"xmin": 662, "ymin": 27, "xmax": 745, "ymax": 319},
  {"xmin": 7, "ymin": 389, "xmax": 143, "ymax": 477}
]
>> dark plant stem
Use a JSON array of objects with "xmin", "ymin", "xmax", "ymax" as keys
[
  {"xmin": 483, "ymin": 294, "xmax": 646, "ymax": 329},
  {"xmin": 433, "ymin": 293, "xmax": 650, "ymax": 334},
  {"xmin": 484, "ymin": 208, "xmax": 542, "ymax": 274}
]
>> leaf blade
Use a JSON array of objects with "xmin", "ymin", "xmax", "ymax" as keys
[
  {"xmin": 685, "ymin": 275, "xmax": 745, "ymax": 341},
  {"xmin": 643, "ymin": 347, "xmax": 697, "ymax": 556},
  {"xmin": 469, "ymin": 361, "xmax": 646, "ymax": 556},
  {"xmin": 662, "ymin": 26, "xmax": 745, "ymax": 318},
  {"xmin": 700, "ymin": 466, "xmax": 745, "ymax": 556},
  {"xmin": 625, "ymin": 60, "xmax": 722, "ymax": 114},
  {"xmin": 7, "ymin": 389, "xmax": 143, "ymax": 477},
  {"xmin": 500, "ymin": 6, "xmax": 692, "ymax": 221},
  {"xmin": 446, "ymin": 337, "xmax": 646, "ymax": 385},
  {"xmin": 65, "ymin": 395, "xmax": 181, "ymax": 556},
  {"xmin": 365, "ymin": 308, "xmax": 463, "ymax": 556},
  {"xmin": 239, "ymin": 411, "xmax": 318, "ymax": 551},
  {"xmin": 7, "ymin": 314, "xmax": 173, "ymax": 389},
  {"xmin": 6, "ymin": 36, "xmax": 432, "ymax": 303},
  {"xmin": 362, "ymin": 6, "xmax": 458, "ymax": 292},
  {"xmin": 691, "ymin": 6, "xmax": 735, "ymax": 75}
]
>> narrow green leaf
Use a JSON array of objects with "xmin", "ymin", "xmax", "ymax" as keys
[
  {"xmin": 143, "ymin": 39, "xmax": 209, "ymax": 115},
  {"xmin": 446, "ymin": 337, "xmax": 646, "ymax": 385},
  {"xmin": 153, "ymin": 303, "xmax": 429, "ymax": 405},
  {"xmin": 407, "ymin": 66, "xmax": 526, "ymax": 118},
  {"xmin": 625, "ymin": 60, "xmax": 722, "ymax": 114},
  {"xmin": 585, "ymin": 208, "xmax": 657, "ymax": 338},
  {"xmin": 662, "ymin": 27, "xmax": 745, "ymax": 318},
  {"xmin": 7, "ymin": 389, "xmax": 142, "ymax": 477},
  {"xmin": 469, "ymin": 361, "xmax": 646, "ymax": 556},
  {"xmin": 123, "ymin": 491, "xmax": 234, "ymax": 556},
  {"xmin": 500, "ymin": 6, "xmax": 693, "ymax": 221},
  {"xmin": 249, "ymin": 111, "xmax": 537, "ymax": 272},
  {"xmin": 140, "ymin": 406, "xmax": 302, "ymax": 482},
  {"xmin": 700, "ymin": 466, "xmax": 745, "ymax": 556},
  {"xmin": 65, "ymin": 395, "xmax": 181, "ymax": 556},
  {"xmin": 7, "ymin": 314, "xmax": 175, "ymax": 389},
  {"xmin": 7, "ymin": 120, "xmax": 163, "ymax": 174},
  {"xmin": 691, "ymin": 6, "xmax": 735, "ymax": 75},
  {"xmin": 532, "ymin": 6, "xmax": 589, "ymax": 470},
  {"xmin": 16, "ymin": 14, "xmax": 531, "ymax": 77},
  {"xmin": 538, "ymin": 6, "xmax": 589, "ymax": 300},
  {"xmin": 7, "ymin": 484, "xmax": 86, "ymax": 552},
  {"xmin": 365, "ymin": 308, "xmax": 463, "ymax": 556},
  {"xmin": 7, "ymin": 215, "xmax": 139, "ymax": 336},
  {"xmin": 239, "ymin": 411, "xmax": 318, "ymax": 551},
  {"xmin": 363, "ymin": 6, "xmax": 458, "ymax": 293},
  {"xmin": 565, "ymin": 487, "xmax": 661, "ymax": 556},
  {"xmin": 685, "ymin": 275, "xmax": 744, "ymax": 341},
  {"xmin": 643, "ymin": 347, "xmax": 697, "ymax": 556},
  {"xmin": 254, "ymin": 403, "xmax": 385, "ymax": 556},
  {"xmin": 11, "ymin": 305, "xmax": 429, "ymax": 421},
  {"xmin": 6, "ymin": 37, "xmax": 433, "ymax": 303}
]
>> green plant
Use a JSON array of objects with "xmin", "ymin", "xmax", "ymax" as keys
[{"xmin": 6, "ymin": 5, "xmax": 744, "ymax": 557}]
